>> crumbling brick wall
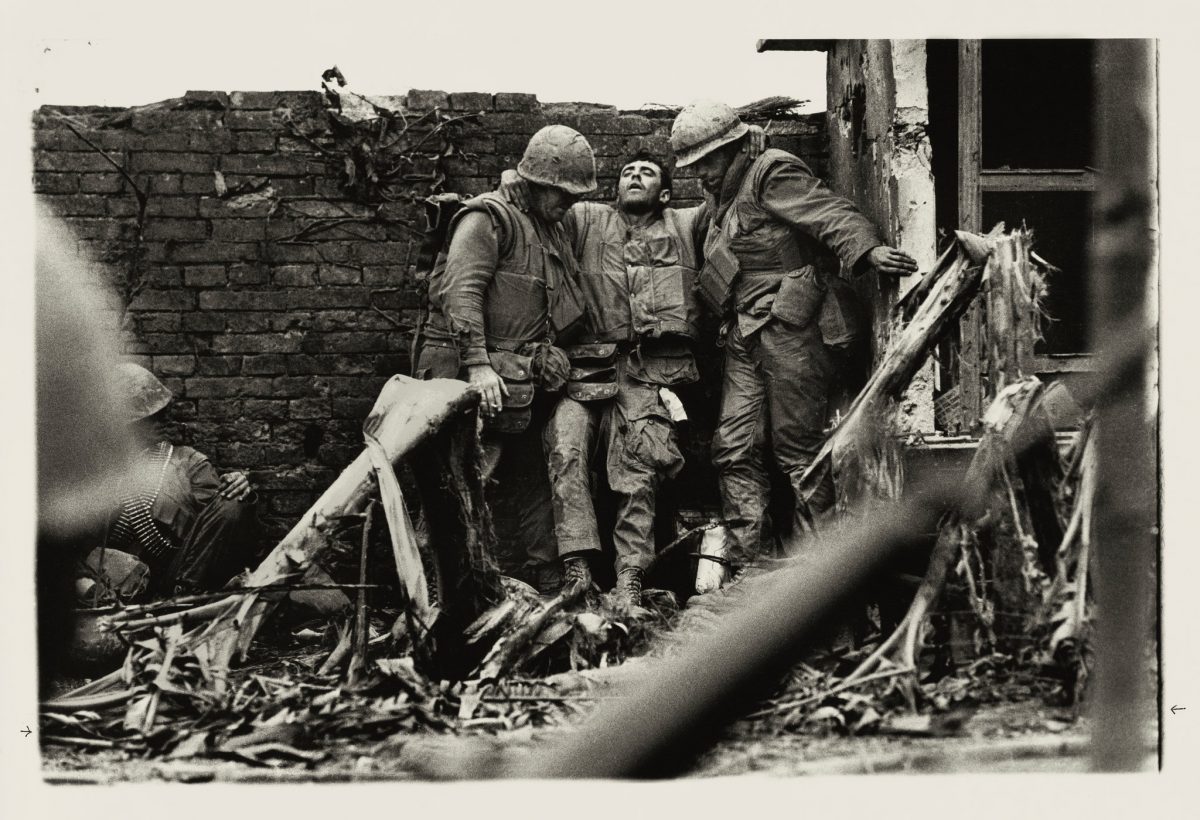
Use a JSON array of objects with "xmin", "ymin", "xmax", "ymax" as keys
[{"xmin": 33, "ymin": 89, "xmax": 828, "ymax": 547}]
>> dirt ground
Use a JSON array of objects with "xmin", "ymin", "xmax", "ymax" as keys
[{"xmin": 39, "ymin": 696, "xmax": 1155, "ymax": 783}]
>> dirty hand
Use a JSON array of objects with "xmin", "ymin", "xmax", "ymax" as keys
[
  {"xmin": 467, "ymin": 363, "xmax": 509, "ymax": 416},
  {"xmin": 867, "ymin": 246, "xmax": 919, "ymax": 277},
  {"xmin": 498, "ymin": 169, "xmax": 531, "ymax": 211},
  {"xmin": 219, "ymin": 471, "xmax": 252, "ymax": 501},
  {"xmin": 744, "ymin": 124, "xmax": 768, "ymax": 159}
]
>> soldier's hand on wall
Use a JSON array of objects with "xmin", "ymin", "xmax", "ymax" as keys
[
  {"xmin": 498, "ymin": 169, "xmax": 531, "ymax": 212},
  {"xmin": 866, "ymin": 246, "xmax": 919, "ymax": 277},
  {"xmin": 467, "ymin": 363, "xmax": 510, "ymax": 416},
  {"xmin": 744, "ymin": 124, "xmax": 768, "ymax": 159},
  {"xmin": 219, "ymin": 471, "xmax": 253, "ymax": 501}
]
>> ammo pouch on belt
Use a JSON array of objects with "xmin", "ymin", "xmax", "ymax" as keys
[
  {"xmin": 564, "ymin": 343, "xmax": 618, "ymax": 402},
  {"xmin": 486, "ymin": 350, "xmax": 535, "ymax": 433},
  {"xmin": 698, "ymin": 237, "xmax": 740, "ymax": 315},
  {"xmin": 770, "ymin": 266, "xmax": 827, "ymax": 329}
]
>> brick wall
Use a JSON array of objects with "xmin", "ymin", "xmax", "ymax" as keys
[{"xmin": 33, "ymin": 89, "xmax": 828, "ymax": 546}]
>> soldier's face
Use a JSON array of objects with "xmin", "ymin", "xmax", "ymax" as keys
[
  {"xmin": 617, "ymin": 161, "xmax": 670, "ymax": 213},
  {"xmin": 693, "ymin": 146, "xmax": 735, "ymax": 195},
  {"xmin": 529, "ymin": 184, "xmax": 579, "ymax": 223},
  {"xmin": 132, "ymin": 412, "xmax": 169, "ymax": 446}
]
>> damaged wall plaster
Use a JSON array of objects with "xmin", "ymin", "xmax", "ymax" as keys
[{"xmin": 826, "ymin": 39, "xmax": 937, "ymax": 433}]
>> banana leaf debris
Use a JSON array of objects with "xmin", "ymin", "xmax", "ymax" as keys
[{"xmin": 42, "ymin": 228, "xmax": 1107, "ymax": 774}]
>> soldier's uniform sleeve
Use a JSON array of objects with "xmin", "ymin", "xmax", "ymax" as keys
[
  {"xmin": 437, "ymin": 210, "xmax": 503, "ymax": 367},
  {"xmin": 759, "ymin": 162, "xmax": 883, "ymax": 273},
  {"xmin": 183, "ymin": 448, "xmax": 223, "ymax": 508},
  {"xmin": 672, "ymin": 202, "xmax": 710, "ymax": 260},
  {"xmin": 562, "ymin": 202, "xmax": 585, "ymax": 260}
]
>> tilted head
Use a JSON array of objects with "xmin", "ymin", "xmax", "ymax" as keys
[
  {"xmin": 670, "ymin": 99, "xmax": 749, "ymax": 195},
  {"xmin": 616, "ymin": 150, "xmax": 672, "ymax": 216},
  {"xmin": 518, "ymin": 124, "xmax": 598, "ymax": 222}
]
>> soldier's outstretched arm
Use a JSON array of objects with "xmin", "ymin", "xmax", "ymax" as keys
[{"xmin": 760, "ymin": 163, "xmax": 915, "ymax": 277}]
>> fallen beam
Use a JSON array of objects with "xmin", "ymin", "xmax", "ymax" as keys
[{"xmin": 798, "ymin": 229, "xmax": 997, "ymax": 514}]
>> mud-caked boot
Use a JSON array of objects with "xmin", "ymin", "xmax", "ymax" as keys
[
  {"xmin": 532, "ymin": 562, "xmax": 563, "ymax": 597},
  {"xmin": 615, "ymin": 566, "xmax": 645, "ymax": 612},
  {"xmin": 562, "ymin": 554, "xmax": 594, "ymax": 599}
]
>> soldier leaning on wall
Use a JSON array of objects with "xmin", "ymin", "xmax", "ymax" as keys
[
  {"xmin": 669, "ymin": 100, "xmax": 918, "ymax": 572},
  {"xmin": 415, "ymin": 125, "xmax": 596, "ymax": 592},
  {"xmin": 495, "ymin": 130, "xmax": 763, "ymax": 610}
]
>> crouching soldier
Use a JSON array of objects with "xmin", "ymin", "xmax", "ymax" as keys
[
  {"xmin": 77, "ymin": 364, "xmax": 259, "ymax": 603},
  {"xmin": 416, "ymin": 125, "xmax": 597, "ymax": 591}
]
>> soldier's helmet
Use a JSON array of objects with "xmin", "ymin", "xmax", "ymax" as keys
[
  {"xmin": 670, "ymin": 100, "xmax": 750, "ymax": 167},
  {"xmin": 516, "ymin": 125, "xmax": 599, "ymax": 195},
  {"xmin": 115, "ymin": 363, "xmax": 173, "ymax": 422}
]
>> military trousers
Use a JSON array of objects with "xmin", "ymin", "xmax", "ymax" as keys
[
  {"xmin": 712, "ymin": 318, "xmax": 835, "ymax": 564},
  {"xmin": 158, "ymin": 495, "xmax": 259, "ymax": 595},
  {"xmin": 415, "ymin": 344, "xmax": 559, "ymax": 579},
  {"xmin": 544, "ymin": 364, "xmax": 684, "ymax": 572}
]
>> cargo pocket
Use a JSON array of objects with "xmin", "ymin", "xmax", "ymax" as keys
[
  {"xmin": 631, "ymin": 264, "xmax": 696, "ymax": 339},
  {"xmin": 818, "ymin": 275, "xmax": 863, "ymax": 347},
  {"xmin": 770, "ymin": 267, "xmax": 826, "ymax": 329},
  {"xmin": 626, "ymin": 417, "xmax": 684, "ymax": 478},
  {"xmin": 485, "ymin": 350, "xmax": 535, "ymax": 433},
  {"xmin": 697, "ymin": 238, "xmax": 740, "ymax": 315}
]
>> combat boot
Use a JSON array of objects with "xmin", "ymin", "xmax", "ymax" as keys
[
  {"xmin": 615, "ymin": 566, "xmax": 644, "ymax": 611},
  {"xmin": 562, "ymin": 554, "xmax": 593, "ymax": 597}
]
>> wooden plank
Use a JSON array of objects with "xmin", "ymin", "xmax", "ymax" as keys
[
  {"xmin": 1030, "ymin": 353, "xmax": 1094, "ymax": 374},
  {"xmin": 755, "ymin": 39, "xmax": 833, "ymax": 52},
  {"xmin": 980, "ymin": 170, "xmax": 1098, "ymax": 192},
  {"xmin": 957, "ymin": 40, "xmax": 984, "ymax": 431}
]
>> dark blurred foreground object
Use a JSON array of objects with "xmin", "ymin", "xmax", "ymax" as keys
[
  {"xmin": 1088, "ymin": 38, "xmax": 1158, "ymax": 773},
  {"xmin": 36, "ymin": 211, "xmax": 136, "ymax": 692}
]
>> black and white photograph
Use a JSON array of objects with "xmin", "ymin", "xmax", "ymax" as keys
[{"xmin": 4, "ymin": 1, "xmax": 1194, "ymax": 812}]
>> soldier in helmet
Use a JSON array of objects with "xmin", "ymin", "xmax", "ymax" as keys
[
  {"xmin": 416, "ymin": 125, "xmax": 596, "ymax": 592},
  {"xmin": 669, "ymin": 100, "xmax": 918, "ymax": 570},
  {"xmin": 76, "ymin": 363, "xmax": 259, "ymax": 603},
  {"xmin": 495, "ymin": 134, "xmax": 762, "ymax": 609}
]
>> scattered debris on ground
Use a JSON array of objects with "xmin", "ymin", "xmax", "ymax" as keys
[{"xmin": 41, "ymin": 227, "xmax": 1127, "ymax": 778}]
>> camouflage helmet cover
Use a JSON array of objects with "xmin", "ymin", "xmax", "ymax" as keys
[
  {"xmin": 516, "ymin": 125, "xmax": 599, "ymax": 195},
  {"xmin": 670, "ymin": 99, "xmax": 750, "ymax": 167},
  {"xmin": 115, "ymin": 363, "xmax": 173, "ymax": 422}
]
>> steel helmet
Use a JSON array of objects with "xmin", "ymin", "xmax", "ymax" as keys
[
  {"xmin": 115, "ymin": 363, "xmax": 173, "ymax": 422},
  {"xmin": 516, "ymin": 125, "xmax": 598, "ymax": 195},
  {"xmin": 670, "ymin": 100, "xmax": 750, "ymax": 167}
]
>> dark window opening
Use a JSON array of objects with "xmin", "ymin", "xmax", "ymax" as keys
[
  {"xmin": 981, "ymin": 39, "xmax": 1095, "ymax": 170},
  {"xmin": 927, "ymin": 38, "xmax": 960, "ymax": 238}
]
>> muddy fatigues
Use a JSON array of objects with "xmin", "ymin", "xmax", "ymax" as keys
[
  {"xmin": 545, "ymin": 202, "xmax": 703, "ymax": 571},
  {"xmin": 417, "ymin": 193, "xmax": 584, "ymax": 577},
  {"xmin": 98, "ymin": 444, "xmax": 257, "ymax": 596},
  {"xmin": 706, "ymin": 149, "xmax": 882, "ymax": 563}
]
